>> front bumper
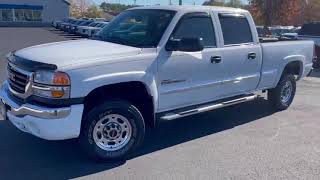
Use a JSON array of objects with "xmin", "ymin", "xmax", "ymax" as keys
[{"xmin": 0, "ymin": 81, "xmax": 84, "ymax": 140}]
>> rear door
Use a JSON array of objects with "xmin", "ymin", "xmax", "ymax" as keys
[
  {"xmin": 216, "ymin": 13, "xmax": 262, "ymax": 95},
  {"xmin": 157, "ymin": 12, "xmax": 227, "ymax": 112}
]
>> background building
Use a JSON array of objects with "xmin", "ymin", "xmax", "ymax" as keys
[{"xmin": 0, "ymin": 0, "xmax": 70, "ymax": 26}]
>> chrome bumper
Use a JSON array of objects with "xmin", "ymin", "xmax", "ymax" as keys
[{"xmin": 0, "ymin": 81, "xmax": 71, "ymax": 119}]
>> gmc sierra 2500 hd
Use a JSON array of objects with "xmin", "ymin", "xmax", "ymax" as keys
[{"xmin": 0, "ymin": 6, "xmax": 314, "ymax": 161}]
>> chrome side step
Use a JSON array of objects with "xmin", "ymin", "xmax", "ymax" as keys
[{"xmin": 160, "ymin": 95, "xmax": 258, "ymax": 121}]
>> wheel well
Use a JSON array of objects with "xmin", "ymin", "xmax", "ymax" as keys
[
  {"xmin": 283, "ymin": 61, "xmax": 302, "ymax": 77},
  {"xmin": 83, "ymin": 82, "xmax": 155, "ymax": 127}
]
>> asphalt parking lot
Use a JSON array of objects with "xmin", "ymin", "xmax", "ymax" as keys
[{"xmin": 1, "ymin": 28, "xmax": 320, "ymax": 180}]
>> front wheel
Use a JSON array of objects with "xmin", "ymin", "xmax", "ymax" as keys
[
  {"xmin": 268, "ymin": 74, "xmax": 296, "ymax": 111},
  {"xmin": 79, "ymin": 99, "xmax": 145, "ymax": 161}
]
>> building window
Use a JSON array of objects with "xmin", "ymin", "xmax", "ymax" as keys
[
  {"xmin": 0, "ymin": 4, "xmax": 43, "ymax": 22},
  {"xmin": 32, "ymin": 10, "xmax": 42, "ymax": 21},
  {"xmin": 24, "ymin": 10, "xmax": 33, "ymax": 21},
  {"xmin": 15, "ymin": 9, "xmax": 25, "ymax": 21},
  {"xmin": 1, "ymin": 9, "xmax": 13, "ymax": 21},
  {"xmin": 0, "ymin": 8, "xmax": 42, "ymax": 22}
]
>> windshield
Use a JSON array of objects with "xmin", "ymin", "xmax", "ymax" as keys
[
  {"xmin": 79, "ymin": 21, "xmax": 92, "ymax": 26},
  {"xmin": 95, "ymin": 9, "xmax": 176, "ymax": 48},
  {"xmin": 88, "ymin": 22, "xmax": 97, "ymax": 27}
]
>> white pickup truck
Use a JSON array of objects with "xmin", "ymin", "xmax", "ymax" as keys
[{"xmin": 0, "ymin": 6, "xmax": 314, "ymax": 161}]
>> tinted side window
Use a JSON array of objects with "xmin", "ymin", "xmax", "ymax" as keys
[
  {"xmin": 219, "ymin": 14, "xmax": 253, "ymax": 45},
  {"xmin": 171, "ymin": 14, "xmax": 216, "ymax": 48}
]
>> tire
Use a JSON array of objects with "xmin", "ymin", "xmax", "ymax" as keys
[
  {"xmin": 79, "ymin": 99, "xmax": 145, "ymax": 161},
  {"xmin": 268, "ymin": 74, "xmax": 296, "ymax": 111}
]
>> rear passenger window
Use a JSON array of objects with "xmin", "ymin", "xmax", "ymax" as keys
[
  {"xmin": 171, "ymin": 13, "xmax": 216, "ymax": 48},
  {"xmin": 219, "ymin": 14, "xmax": 253, "ymax": 45}
]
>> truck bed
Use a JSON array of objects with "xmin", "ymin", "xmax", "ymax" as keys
[{"xmin": 257, "ymin": 40, "xmax": 314, "ymax": 90}]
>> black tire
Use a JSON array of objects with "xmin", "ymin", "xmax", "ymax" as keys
[
  {"xmin": 79, "ymin": 99, "xmax": 145, "ymax": 161},
  {"xmin": 268, "ymin": 74, "xmax": 296, "ymax": 111}
]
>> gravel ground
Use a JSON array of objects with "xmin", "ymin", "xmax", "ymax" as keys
[{"xmin": 0, "ymin": 28, "xmax": 320, "ymax": 180}]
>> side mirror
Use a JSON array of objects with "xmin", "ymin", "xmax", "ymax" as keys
[{"xmin": 166, "ymin": 37, "xmax": 204, "ymax": 52}]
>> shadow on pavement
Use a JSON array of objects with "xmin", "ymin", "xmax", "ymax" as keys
[
  {"xmin": 0, "ymin": 98, "xmax": 275, "ymax": 180},
  {"xmin": 48, "ymin": 28, "xmax": 83, "ymax": 39},
  {"xmin": 309, "ymin": 69, "xmax": 320, "ymax": 78}
]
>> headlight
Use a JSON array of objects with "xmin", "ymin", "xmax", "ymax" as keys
[
  {"xmin": 6, "ymin": 51, "xmax": 14, "ymax": 62},
  {"xmin": 33, "ymin": 71, "xmax": 70, "ymax": 99},
  {"xmin": 34, "ymin": 71, "xmax": 70, "ymax": 86}
]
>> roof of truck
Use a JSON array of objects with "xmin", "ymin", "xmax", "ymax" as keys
[{"xmin": 131, "ymin": 5, "xmax": 248, "ymax": 13}]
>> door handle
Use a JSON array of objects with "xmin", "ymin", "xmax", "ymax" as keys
[
  {"xmin": 248, "ymin": 52, "xmax": 256, "ymax": 60},
  {"xmin": 211, "ymin": 56, "xmax": 222, "ymax": 64}
]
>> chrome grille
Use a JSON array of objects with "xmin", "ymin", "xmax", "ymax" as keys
[{"xmin": 7, "ymin": 64, "xmax": 29, "ymax": 94}]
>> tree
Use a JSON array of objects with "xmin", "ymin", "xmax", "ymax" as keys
[
  {"xmin": 86, "ymin": 5, "xmax": 103, "ymax": 18},
  {"xmin": 203, "ymin": 0, "xmax": 225, "ymax": 7},
  {"xmin": 70, "ymin": 0, "xmax": 92, "ymax": 18},
  {"xmin": 203, "ymin": 0, "xmax": 244, "ymax": 8},
  {"xmin": 304, "ymin": 0, "xmax": 320, "ymax": 22},
  {"xmin": 253, "ymin": 0, "xmax": 320, "ymax": 25},
  {"xmin": 276, "ymin": 0, "xmax": 302, "ymax": 25},
  {"xmin": 100, "ymin": 2, "xmax": 135, "ymax": 15},
  {"xmin": 225, "ymin": 0, "xmax": 243, "ymax": 8}
]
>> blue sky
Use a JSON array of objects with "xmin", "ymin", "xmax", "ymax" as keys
[{"xmin": 93, "ymin": 0, "xmax": 248, "ymax": 6}]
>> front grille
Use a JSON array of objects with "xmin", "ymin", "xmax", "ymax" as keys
[{"xmin": 7, "ymin": 64, "xmax": 29, "ymax": 94}]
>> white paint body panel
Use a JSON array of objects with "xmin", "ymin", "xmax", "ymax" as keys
[{"xmin": 3, "ymin": 6, "xmax": 314, "ymax": 140}]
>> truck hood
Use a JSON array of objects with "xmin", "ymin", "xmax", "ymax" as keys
[{"xmin": 14, "ymin": 39, "xmax": 142, "ymax": 69}]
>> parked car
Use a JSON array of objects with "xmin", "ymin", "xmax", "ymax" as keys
[
  {"xmin": 279, "ymin": 26, "xmax": 301, "ymax": 40},
  {"xmin": 69, "ymin": 20, "xmax": 94, "ymax": 34},
  {"xmin": 0, "ymin": 6, "xmax": 314, "ymax": 161},
  {"xmin": 64, "ymin": 19, "xmax": 83, "ymax": 32},
  {"xmin": 60, "ymin": 19, "xmax": 78, "ymax": 31},
  {"xmin": 298, "ymin": 22, "xmax": 320, "ymax": 69},
  {"xmin": 57, "ymin": 18, "xmax": 75, "ymax": 30},
  {"xmin": 53, "ymin": 18, "xmax": 69, "ymax": 29},
  {"xmin": 280, "ymin": 33, "xmax": 298, "ymax": 40},
  {"xmin": 77, "ymin": 22, "xmax": 109, "ymax": 37},
  {"xmin": 269, "ymin": 26, "xmax": 295, "ymax": 38}
]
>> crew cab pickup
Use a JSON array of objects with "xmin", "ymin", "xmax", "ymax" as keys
[{"xmin": 0, "ymin": 6, "xmax": 314, "ymax": 161}]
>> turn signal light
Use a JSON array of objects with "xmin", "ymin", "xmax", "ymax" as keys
[
  {"xmin": 51, "ymin": 90, "xmax": 65, "ymax": 98},
  {"xmin": 53, "ymin": 72, "xmax": 70, "ymax": 86}
]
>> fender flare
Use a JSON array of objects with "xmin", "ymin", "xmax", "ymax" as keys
[
  {"xmin": 81, "ymin": 71, "xmax": 159, "ymax": 115},
  {"xmin": 273, "ymin": 55, "xmax": 305, "ymax": 87}
]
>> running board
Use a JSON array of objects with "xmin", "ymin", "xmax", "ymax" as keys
[{"xmin": 160, "ymin": 95, "xmax": 258, "ymax": 121}]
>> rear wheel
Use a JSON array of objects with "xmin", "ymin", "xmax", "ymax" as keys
[
  {"xmin": 80, "ymin": 99, "xmax": 145, "ymax": 161},
  {"xmin": 268, "ymin": 74, "xmax": 296, "ymax": 111}
]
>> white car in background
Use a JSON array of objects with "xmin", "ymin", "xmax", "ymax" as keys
[{"xmin": 77, "ymin": 22, "xmax": 109, "ymax": 37}]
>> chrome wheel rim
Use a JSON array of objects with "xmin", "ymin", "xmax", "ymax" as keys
[
  {"xmin": 93, "ymin": 114, "xmax": 132, "ymax": 151},
  {"xmin": 280, "ymin": 81, "xmax": 293, "ymax": 104}
]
